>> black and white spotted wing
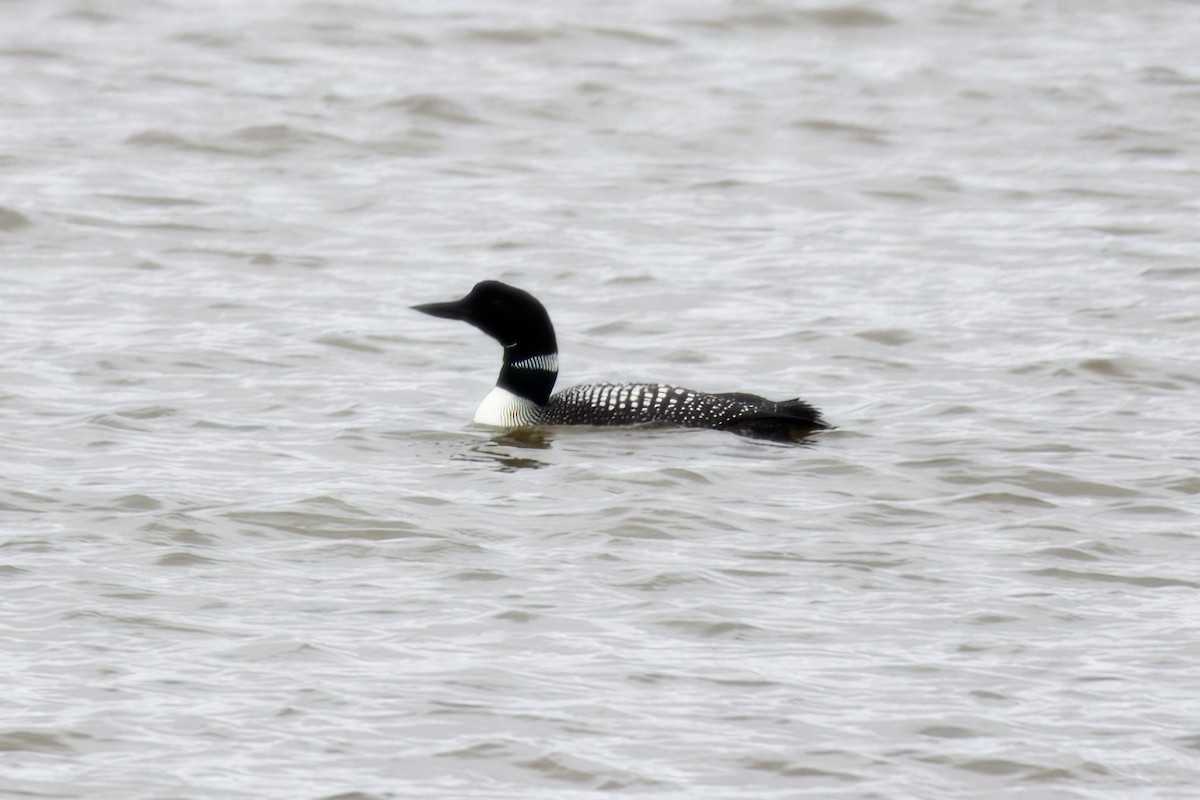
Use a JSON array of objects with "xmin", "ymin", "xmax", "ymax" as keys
[{"xmin": 539, "ymin": 383, "xmax": 823, "ymax": 435}]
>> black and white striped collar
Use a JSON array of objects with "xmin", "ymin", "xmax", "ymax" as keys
[{"xmin": 508, "ymin": 353, "xmax": 559, "ymax": 371}]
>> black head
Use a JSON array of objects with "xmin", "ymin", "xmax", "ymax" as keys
[{"xmin": 412, "ymin": 280, "xmax": 557, "ymax": 360}]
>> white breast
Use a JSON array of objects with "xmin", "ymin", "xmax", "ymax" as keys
[{"xmin": 473, "ymin": 386, "xmax": 541, "ymax": 427}]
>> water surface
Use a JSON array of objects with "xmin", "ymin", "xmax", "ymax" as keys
[{"xmin": 3, "ymin": 2, "xmax": 1200, "ymax": 798}]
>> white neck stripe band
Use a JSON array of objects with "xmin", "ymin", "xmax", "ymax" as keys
[{"xmin": 509, "ymin": 353, "xmax": 559, "ymax": 371}]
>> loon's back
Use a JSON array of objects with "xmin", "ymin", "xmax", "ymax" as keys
[
  {"xmin": 542, "ymin": 383, "xmax": 825, "ymax": 440},
  {"xmin": 412, "ymin": 280, "xmax": 829, "ymax": 442}
]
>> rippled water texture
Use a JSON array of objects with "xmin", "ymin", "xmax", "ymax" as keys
[{"xmin": 3, "ymin": 1, "xmax": 1200, "ymax": 798}]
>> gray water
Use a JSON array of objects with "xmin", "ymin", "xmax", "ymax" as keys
[{"xmin": 4, "ymin": 1, "xmax": 1200, "ymax": 798}]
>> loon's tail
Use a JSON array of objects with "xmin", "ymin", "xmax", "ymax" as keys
[{"xmin": 714, "ymin": 394, "xmax": 830, "ymax": 442}]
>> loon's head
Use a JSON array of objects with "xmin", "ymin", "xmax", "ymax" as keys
[
  {"xmin": 412, "ymin": 280, "xmax": 559, "ymax": 406},
  {"xmin": 412, "ymin": 280, "xmax": 556, "ymax": 358}
]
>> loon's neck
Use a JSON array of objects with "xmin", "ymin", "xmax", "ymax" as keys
[
  {"xmin": 496, "ymin": 349, "xmax": 558, "ymax": 406},
  {"xmin": 474, "ymin": 351, "xmax": 558, "ymax": 426}
]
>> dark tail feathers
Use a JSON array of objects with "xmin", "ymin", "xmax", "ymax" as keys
[{"xmin": 713, "ymin": 394, "xmax": 830, "ymax": 443}]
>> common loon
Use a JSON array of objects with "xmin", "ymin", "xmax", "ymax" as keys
[{"xmin": 412, "ymin": 280, "xmax": 828, "ymax": 441}]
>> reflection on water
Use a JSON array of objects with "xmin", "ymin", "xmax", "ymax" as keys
[
  {"xmin": 488, "ymin": 428, "xmax": 558, "ymax": 451},
  {"xmin": 456, "ymin": 429, "xmax": 554, "ymax": 471}
]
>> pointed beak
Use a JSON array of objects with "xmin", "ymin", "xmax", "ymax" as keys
[{"xmin": 411, "ymin": 298, "xmax": 469, "ymax": 321}]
